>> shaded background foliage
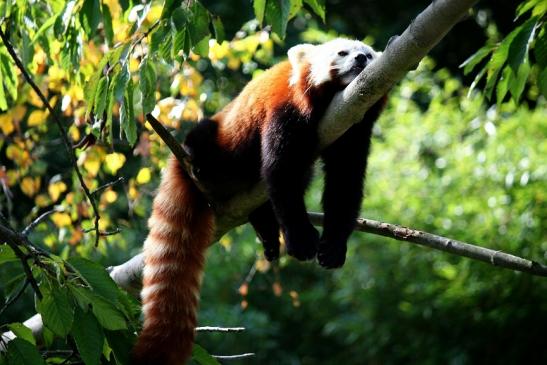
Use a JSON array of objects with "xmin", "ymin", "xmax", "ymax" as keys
[{"xmin": 0, "ymin": 0, "xmax": 546, "ymax": 364}]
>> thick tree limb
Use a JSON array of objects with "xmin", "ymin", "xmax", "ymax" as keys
[{"xmin": 206, "ymin": 0, "xmax": 480, "ymax": 235}]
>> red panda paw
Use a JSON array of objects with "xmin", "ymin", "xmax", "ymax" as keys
[
  {"xmin": 317, "ymin": 240, "xmax": 347, "ymax": 269},
  {"xmin": 284, "ymin": 225, "xmax": 319, "ymax": 261}
]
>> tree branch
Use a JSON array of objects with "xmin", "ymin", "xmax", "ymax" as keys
[{"xmin": 0, "ymin": 24, "xmax": 102, "ymax": 247}]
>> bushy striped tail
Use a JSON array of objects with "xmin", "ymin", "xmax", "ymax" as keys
[{"xmin": 132, "ymin": 156, "xmax": 214, "ymax": 365}]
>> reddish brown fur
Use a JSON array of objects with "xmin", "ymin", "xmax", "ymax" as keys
[
  {"xmin": 134, "ymin": 59, "xmax": 322, "ymax": 364},
  {"xmin": 133, "ymin": 156, "xmax": 214, "ymax": 365},
  {"xmin": 213, "ymin": 61, "xmax": 314, "ymax": 150}
]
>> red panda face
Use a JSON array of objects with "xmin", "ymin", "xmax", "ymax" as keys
[{"xmin": 288, "ymin": 38, "xmax": 380, "ymax": 88}]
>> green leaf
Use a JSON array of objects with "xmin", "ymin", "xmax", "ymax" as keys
[
  {"xmin": 161, "ymin": 0, "xmax": 178, "ymax": 20},
  {"xmin": 7, "ymin": 323, "xmax": 35, "ymax": 345},
  {"xmin": 507, "ymin": 18, "xmax": 537, "ymax": 73},
  {"xmin": 289, "ymin": 0, "xmax": 303, "ymax": 19},
  {"xmin": 254, "ymin": 0, "xmax": 266, "ymax": 24},
  {"xmin": 173, "ymin": 29, "xmax": 187, "ymax": 57},
  {"xmin": 0, "ymin": 71, "xmax": 7, "ymax": 110},
  {"xmin": 89, "ymin": 295, "xmax": 127, "ymax": 331},
  {"xmin": 68, "ymin": 257, "xmax": 120, "ymax": 302},
  {"xmin": 102, "ymin": 3, "xmax": 114, "ymax": 46},
  {"xmin": 36, "ymin": 285, "xmax": 74, "ymax": 337},
  {"xmin": 534, "ymin": 30, "xmax": 547, "ymax": 68},
  {"xmin": 495, "ymin": 66, "xmax": 511, "ymax": 105},
  {"xmin": 149, "ymin": 22, "xmax": 169, "ymax": 56},
  {"xmin": 68, "ymin": 284, "xmax": 93, "ymax": 310},
  {"xmin": 193, "ymin": 35, "xmax": 210, "ymax": 57},
  {"xmin": 188, "ymin": 1, "xmax": 210, "ymax": 45},
  {"xmin": 171, "ymin": 6, "xmax": 190, "ymax": 31},
  {"xmin": 516, "ymin": 0, "xmax": 541, "ymax": 18},
  {"xmin": 121, "ymin": 78, "xmax": 137, "ymax": 145},
  {"xmin": 105, "ymin": 330, "xmax": 136, "ymax": 365},
  {"xmin": 0, "ymin": 52, "xmax": 18, "ymax": 101},
  {"xmin": 80, "ymin": 0, "xmax": 101, "ymax": 36},
  {"xmin": 304, "ymin": 0, "xmax": 325, "ymax": 21},
  {"xmin": 111, "ymin": 65, "xmax": 130, "ymax": 102},
  {"xmin": 212, "ymin": 16, "xmax": 225, "ymax": 43},
  {"xmin": 31, "ymin": 13, "xmax": 59, "ymax": 45},
  {"xmin": 265, "ymin": 0, "xmax": 291, "ymax": 38},
  {"xmin": 5, "ymin": 338, "xmax": 46, "ymax": 365},
  {"xmin": 467, "ymin": 65, "xmax": 486, "ymax": 97},
  {"xmin": 0, "ymin": 245, "xmax": 18, "ymax": 265},
  {"xmin": 538, "ymin": 67, "xmax": 547, "ymax": 98},
  {"xmin": 139, "ymin": 58, "xmax": 156, "ymax": 114},
  {"xmin": 508, "ymin": 61, "xmax": 530, "ymax": 103},
  {"xmin": 192, "ymin": 344, "xmax": 221, "ymax": 365},
  {"xmin": 483, "ymin": 31, "xmax": 518, "ymax": 99},
  {"xmin": 460, "ymin": 45, "xmax": 494, "ymax": 75},
  {"xmin": 85, "ymin": 56, "xmax": 109, "ymax": 120},
  {"xmin": 72, "ymin": 307, "xmax": 104, "ymax": 365},
  {"xmin": 93, "ymin": 77, "xmax": 109, "ymax": 119}
]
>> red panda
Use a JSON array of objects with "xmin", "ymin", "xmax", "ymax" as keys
[{"xmin": 132, "ymin": 38, "xmax": 387, "ymax": 364}]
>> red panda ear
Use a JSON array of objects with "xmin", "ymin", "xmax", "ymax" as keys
[{"xmin": 288, "ymin": 44, "xmax": 314, "ymax": 68}]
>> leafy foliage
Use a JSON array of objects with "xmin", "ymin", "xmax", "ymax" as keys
[{"xmin": 461, "ymin": 0, "xmax": 546, "ymax": 104}]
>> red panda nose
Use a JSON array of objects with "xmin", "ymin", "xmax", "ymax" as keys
[{"xmin": 355, "ymin": 53, "xmax": 367, "ymax": 66}]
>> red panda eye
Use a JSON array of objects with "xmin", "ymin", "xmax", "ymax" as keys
[
  {"xmin": 366, "ymin": 53, "xmax": 373, "ymax": 60},
  {"xmin": 338, "ymin": 51, "xmax": 348, "ymax": 57}
]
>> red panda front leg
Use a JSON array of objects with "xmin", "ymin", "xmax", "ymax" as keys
[
  {"xmin": 261, "ymin": 107, "xmax": 319, "ymax": 261},
  {"xmin": 318, "ymin": 97, "xmax": 386, "ymax": 268},
  {"xmin": 249, "ymin": 202, "xmax": 281, "ymax": 261}
]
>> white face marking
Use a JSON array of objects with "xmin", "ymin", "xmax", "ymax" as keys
[{"xmin": 288, "ymin": 38, "xmax": 380, "ymax": 87}]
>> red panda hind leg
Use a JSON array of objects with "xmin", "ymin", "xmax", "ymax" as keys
[{"xmin": 132, "ymin": 156, "xmax": 214, "ymax": 365}]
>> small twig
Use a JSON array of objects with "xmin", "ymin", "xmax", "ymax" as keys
[
  {"xmin": 212, "ymin": 353, "xmax": 255, "ymax": 360},
  {"xmin": 22, "ymin": 208, "xmax": 61, "ymax": 236},
  {"xmin": 82, "ymin": 227, "xmax": 122, "ymax": 236},
  {"xmin": 0, "ymin": 24, "xmax": 102, "ymax": 247},
  {"xmin": 196, "ymin": 326, "xmax": 246, "ymax": 333},
  {"xmin": 90, "ymin": 177, "xmax": 125, "ymax": 196},
  {"xmin": 0, "ymin": 279, "xmax": 30, "ymax": 317}
]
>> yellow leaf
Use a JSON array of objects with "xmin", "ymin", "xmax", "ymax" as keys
[
  {"xmin": 219, "ymin": 235, "xmax": 232, "ymax": 250},
  {"xmin": 51, "ymin": 212, "xmax": 72, "ymax": 227},
  {"xmin": 103, "ymin": 190, "xmax": 117, "ymax": 203},
  {"xmin": 48, "ymin": 181, "xmax": 67, "ymax": 201},
  {"xmin": 0, "ymin": 113, "xmax": 14, "ymax": 135},
  {"xmin": 28, "ymin": 110, "xmax": 48, "ymax": 127},
  {"xmin": 80, "ymin": 148, "xmax": 105, "ymax": 177},
  {"xmin": 136, "ymin": 167, "xmax": 151, "ymax": 184},
  {"xmin": 128, "ymin": 182, "xmax": 138, "ymax": 199},
  {"xmin": 104, "ymin": 153, "xmax": 126, "ymax": 174},
  {"xmin": 35, "ymin": 194, "xmax": 51, "ymax": 208},
  {"xmin": 20, "ymin": 176, "xmax": 41, "ymax": 197},
  {"xmin": 147, "ymin": 4, "xmax": 163, "ymax": 22}
]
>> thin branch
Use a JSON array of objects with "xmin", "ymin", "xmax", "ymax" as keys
[
  {"xmin": 82, "ymin": 227, "xmax": 122, "ymax": 236},
  {"xmin": 0, "ymin": 224, "xmax": 42, "ymax": 299},
  {"xmin": 0, "ymin": 24, "xmax": 102, "ymax": 247},
  {"xmin": 196, "ymin": 327, "xmax": 246, "ymax": 333},
  {"xmin": 212, "ymin": 353, "xmax": 255, "ymax": 360},
  {"xmin": 90, "ymin": 177, "xmax": 125, "ymax": 196},
  {"xmin": 22, "ymin": 208, "xmax": 60, "ymax": 236},
  {"xmin": 0, "ymin": 279, "xmax": 30, "ymax": 317},
  {"xmin": 308, "ymin": 213, "xmax": 547, "ymax": 277}
]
